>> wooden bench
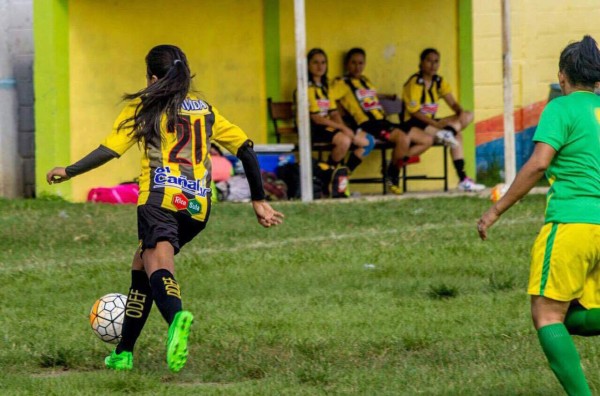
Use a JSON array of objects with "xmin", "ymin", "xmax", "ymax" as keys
[
  {"xmin": 267, "ymin": 98, "xmax": 333, "ymax": 161},
  {"xmin": 267, "ymin": 97, "xmax": 449, "ymax": 194},
  {"xmin": 268, "ymin": 98, "xmax": 394, "ymax": 194},
  {"xmin": 378, "ymin": 97, "xmax": 449, "ymax": 192}
]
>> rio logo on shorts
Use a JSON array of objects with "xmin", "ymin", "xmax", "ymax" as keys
[{"xmin": 154, "ymin": 166, "xmax": 211, "ymax": 197}]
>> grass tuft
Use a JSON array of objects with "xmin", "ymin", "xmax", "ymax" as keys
[
  {"xmin": 427, "ymin": 283, "xmax": 459, "ymax": 299},
  {"xmin": 39, "ymin": 348, "xmax": 73, "ymax": 369},
  {"xmin": 488, "ymin": 273, "xmax": 517, "ymax": 292}
]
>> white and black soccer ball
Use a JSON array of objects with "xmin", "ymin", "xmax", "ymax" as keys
[{"xmin": 89, "ymin": 293, "xmax": 127, "ymax": 344}]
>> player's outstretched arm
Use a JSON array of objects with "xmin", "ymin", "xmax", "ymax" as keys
[
  {"xmin": 236, "ymin": 140, "xmax": 285, "ymax": 227},
  {"xmin": 46, "ymin": 145, "xmax": 119, "ymax": 185},
  {"xmin": 477, "ymin": 142, "xmax": 555, "ymax": 240}
]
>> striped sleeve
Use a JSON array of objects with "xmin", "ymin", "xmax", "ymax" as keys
[
  {"xmin": 101, "ymin": 101, "xmax": 139, "ymax": 156},
  {"xmin": 210, "ymin": 106, "xmax": 250, "ymax": 155}
]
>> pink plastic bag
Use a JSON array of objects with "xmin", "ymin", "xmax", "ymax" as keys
[
  {"xmin": 87, "ymin": 183, "xmax": 139, "ymax": 204},
  {"xmin": 211, "ymin": 155, "xmax": 233, "ymax": 182}
]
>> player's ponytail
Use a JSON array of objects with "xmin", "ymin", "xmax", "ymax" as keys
[
  {"xmin": 559, "ymin": 35, "xmax": 600, "ymax": 88},
  {"xmin": 118, "ymin": 45, "xmax": 192, "ymax": 149}
]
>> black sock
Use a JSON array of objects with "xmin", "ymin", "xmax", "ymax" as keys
[
  {"xmin": 116, "ymin": 270, "xmax": 153, "ymax": 353},
  {"xmin": 387, "ymin": 162, "xmax": 400, "ymax": 185},
  {"xmin": 346, "ymin": 153, "xmax": 362, "ymax": 172},
  {"xmin": 327, "ymin": 155, "xmax": 340, "ymax": 167},
  {"xmin": 453, "ymin": 159, "xmax": 467, "ymax": 181},
  {"xmin": 149, "ymin": 269, "xmax": 182, "ymax": 325}
]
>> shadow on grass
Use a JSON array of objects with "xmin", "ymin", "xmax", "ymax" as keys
[{"xmin": 427, "ymin": 283, "xmax": 459, "ymax": 300}]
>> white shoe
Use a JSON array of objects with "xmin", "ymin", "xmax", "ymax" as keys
[
  {"xmin": 435, "ymin": 130, "xmax": 459, "ymax": 148},
  {"xmin": 457, "ymin": 177, "xmax": 485, "ymax": 192}
]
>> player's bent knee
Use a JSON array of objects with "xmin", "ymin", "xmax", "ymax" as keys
[
  {"xmin": 531, "ymin": 295, "xmax": 570, "ymax": 330},
  {"xmin": 461, "ymin": 111, "xmax": 474, "ymax": 126},
  {"xmin": 418, "ymin": 131, "xmax": 435, "ymax": 145},
  {"xmin": 333, "ymin": 133, "xmax": 352, "ymax": 149}
]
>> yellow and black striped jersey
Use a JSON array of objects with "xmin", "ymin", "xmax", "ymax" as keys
[
  {"xmin": 308, "ymin": 80, "xmax": 337, "ymax": 117},
  {"xmin": 332, "ymin": 76, "xmax": 385, "ymax": 125},
  {"xmin": 101, "ymin": 94, "xmax": 249, "ymax": 221},
  {"xmin": 402, "ymin": 73, "xmax": 452, "ymax": 122}
]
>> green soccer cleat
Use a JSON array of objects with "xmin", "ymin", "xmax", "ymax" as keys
[
  {"xmin": 104, "ymin": 350, "xmax": 133, "ymax": 371},
  {"xmin": 166, "ymin": 310, "xmax": 194, "ymax": 373}
]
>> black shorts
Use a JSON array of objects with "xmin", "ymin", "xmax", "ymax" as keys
[
  {"xmin": 359, "ymin": 119, "xmax": 408, "ymax": 141},
  {"xmin": 137, "ymin": 205, "xmax": 208, "ymax": 255},
  {"xmin": 311, "ymin": 123, "xmax": 340, "ymax": 144},
  {"xmin": 403, "ymin": 117, "xmax": 439, "ymax": 131}
]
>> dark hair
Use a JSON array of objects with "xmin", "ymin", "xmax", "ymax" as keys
[
  {"xmin": 307, "ymin": 48, "xmax": 328, "ymax": 89},
  {"xmin": 344, "ymin": 47, "xmax": 366, "ymax": 68},
  {"xmin": 118, "ymin": 44, "xmax": 192, "ymax": 149},
  {"xmin": 420, "ymin": 48, "xmax": 440, "ymax": 62},
  {"xmin": 559, "ymin": 35, "xmax": 600, "ymax": 88}
]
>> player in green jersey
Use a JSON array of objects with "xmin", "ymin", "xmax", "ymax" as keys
[{"xmin": 478, "ymin": 36, "xmax": 600, "ymax": 395}]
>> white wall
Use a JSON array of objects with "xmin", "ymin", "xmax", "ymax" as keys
[{"xmin": 0, "ymin": 0, "xmax": 33, "ymax": 198}]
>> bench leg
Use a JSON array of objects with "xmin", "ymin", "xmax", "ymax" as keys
[
  {"xmin": 381, "ymin": 147, "xmax": 388, "ymax": 194},
  {"xmin": 443, "ymin": 146, "xmax": 448, "ymax": 191}
]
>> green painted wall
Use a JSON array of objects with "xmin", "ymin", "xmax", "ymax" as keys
[
  {"xmin": 458, "ymin": 0, "xmax": 475, "ymax": 178},
  {"xmin": 34, "ymin": 0, "xmax": 70, "ymax": 198}
]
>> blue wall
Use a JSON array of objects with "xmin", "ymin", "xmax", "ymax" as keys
[{"xmin": 476, "ymin": 127, "xmax": 537, "ymax": 180}]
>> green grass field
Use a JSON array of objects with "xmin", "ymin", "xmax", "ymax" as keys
[{"xmin": 0, "ymin": 194, "xmax": 596, "ymax": 395}]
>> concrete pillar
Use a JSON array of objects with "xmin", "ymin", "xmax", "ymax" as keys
[{"xmin": 0, "ymin": 0, "xmax": 20, "ymax": 198}]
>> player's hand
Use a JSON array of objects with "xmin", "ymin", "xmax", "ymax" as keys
[
  {"xmin": 46, "ymin": 167, "xmax": 70, "ymax": 184},
  {"xmin": 477, "ymin": 206, "xmax": 501, "ymax": 241},
  {"xmin": 252, "ymin": 200, "xmax": 284, "ymax": 228}
]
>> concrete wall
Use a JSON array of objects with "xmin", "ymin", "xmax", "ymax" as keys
[
  {"xmin": 474, "ymin": 0, "xmax": 600, "ymax": 120},
  {"xmin": 28, "ymin": 0, "xmax": 600, "ymax": 199},
  {"xmin": 0, "ymin": 0, "xmax": 33, "ymax": 198},
  {"xmin": 66, "ymin": 0, "xmax": 266, "ymax": 202},
  {"xmin": 36, "ymin": 0, "xmax": 468, "ymax": 200},
  {"xmin": 278, "ymin": 0, "xmax": 466, "ymax": 192},
  {"xmin": 472, "ymin": 0, "xmax": 600, "ymax": 180},
  {"xmin": 35, "ymin": 0, "xmax": 266, "ymax": 202},
  {"xmin": 279, "ymin": 0, "xmax": 460, "ymax": 103}
]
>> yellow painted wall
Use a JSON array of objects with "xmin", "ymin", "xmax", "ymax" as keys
[
  {"xmin": 473, "ymin": 0, "xmax": 600, "ymax": 122},
  {"xmin": 69, "ymin": 0, "xmax": 266, "ymax": 201},
  {"xmin": 279, "ymin": 0, "xmax": 462, "ymax": 192}
]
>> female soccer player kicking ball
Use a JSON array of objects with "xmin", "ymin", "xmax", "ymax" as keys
[
  {"xmin": 478, "ymin": 35, "xmax": 600, "ymax": 395},
  {"xmin": 47, "ymin": 45, "xmax": 284, "ymax": 372}
]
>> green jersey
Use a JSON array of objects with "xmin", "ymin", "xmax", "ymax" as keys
[{"xmin": 533, "ymin": 91, "xmax": 600, "ymax": 224}]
